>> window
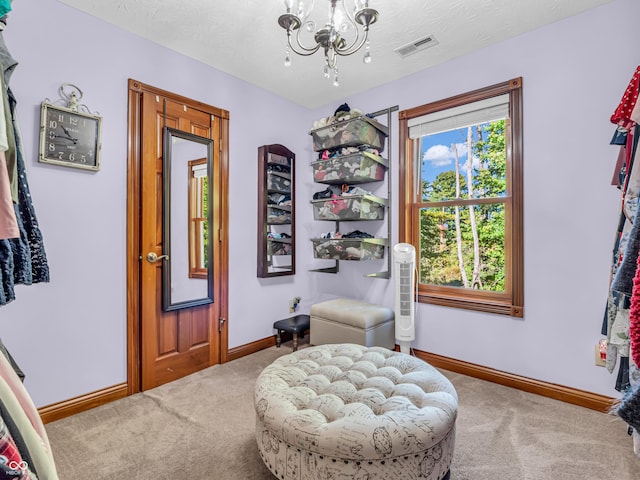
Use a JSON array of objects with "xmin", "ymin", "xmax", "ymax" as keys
[
  {"xmin": 188, "ymin": 158, "xmax": 208, "ymax": 279},
  {"xmin": 399, "ymin": 78, "xmax": 523, "ymax": 317}
]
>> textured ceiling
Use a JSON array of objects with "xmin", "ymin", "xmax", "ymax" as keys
[{"xmin": 58, "ymin": 0, "xmax": 613, "ymax": 109}]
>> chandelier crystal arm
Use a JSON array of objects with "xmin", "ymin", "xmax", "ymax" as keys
[
  {"xmin": 290, "ymin": 28, "xmax": 322, "ymax": 56},
  {"xmin": 278, "ymin": 0, "xmax": 379, "ymax": 86},
  {"xmin": 334, "ymin": 27, "xmax": 369, "ymax": 57},
  {"xmin": 278, "ymin": 7, "xmax": 321, "ymax": 56},
  {"xmin": 338, "ymin": 0, "xmax": 359, "ymax": 33},
  {"xmin": 301, "ymin": 0, "xmax": 317, "ymax": 23}
]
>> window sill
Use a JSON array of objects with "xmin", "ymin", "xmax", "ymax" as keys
[{"xmin": 417, "ymin": 292, "xmax": 524, "ymax": 317}]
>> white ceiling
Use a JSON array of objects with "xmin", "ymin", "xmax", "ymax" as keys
[{"xmin": 59, "ymin": 0, "xmax": 613, "ymax": 109}]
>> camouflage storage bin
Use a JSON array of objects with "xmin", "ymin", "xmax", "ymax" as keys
[
  {"xmin": 267, "ymin": 172, "xmax": 291, "ymax": 192},
  {"xmin": 267, "ymin": 205, "xmax": 291, "ymax": 225},
  {"xmin": 311, "ymin": 194, "xmax": 386, "ymax": 221},
  {"xmin": 312, "ymin": 151, "xmax": 388, "ymax": 184},
  {"xmin": 311, "ymin": 237, "xmax": 386, "ymax": 261},
  {"xmin": 310, "ymin": 116, "xmax": 388, "ymax": 152},
  {"xmin": 268, "ymin": 237, "xmax": 292, "ymax": 256}
]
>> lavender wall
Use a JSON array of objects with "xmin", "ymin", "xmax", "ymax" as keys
[
  {"xmin": 0, "ymin": 0, "xmax": 635, "ymax": 407},
  {"xmin": 1, "ymin": 0, "xmax": 313, "ymax": 407},
  {"xmin": 304, "ymin": 0, "xmax": 638, "ymax": 397}
]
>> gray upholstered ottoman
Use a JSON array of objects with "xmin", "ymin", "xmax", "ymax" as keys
[
  {"xmin": 255, "ymin": 344, "xmax": 457, "ymax": 480},
  {"xmin": 310, "ymin": 298, "xmax": 395, "ymax": 349}
]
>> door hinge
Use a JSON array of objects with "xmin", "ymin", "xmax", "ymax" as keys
[{"xmin": 218, "ymin": 317, "xmax": 226, "ymax": 332}]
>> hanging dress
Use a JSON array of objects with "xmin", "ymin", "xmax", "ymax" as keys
[
  {"xmin": 0, "ymin": 32, "xmax": 49, "ymax": 305},
  {"xmin": 609, "ymin": 65, "xmax": 640, "ymax": 458}
]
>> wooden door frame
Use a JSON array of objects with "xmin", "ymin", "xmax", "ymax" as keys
[{"xmin": 126, "ymin": 79, "xmax": 230, "ymax": 395}]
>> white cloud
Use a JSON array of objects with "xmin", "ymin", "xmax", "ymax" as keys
[
  {"xmin": 452, "ymin": 142, "xmax": 468, "ymax": 158},
  {"xmin": 422, "ymin": 145, "xmax": 451, "ymax": 167},
  {"xmin": 422, "ymin": 142, "xmax": 469, "ymax": 167},
  {"xmin": 462, "ymin": 154, "xmax": 481, "ymax": 171}
]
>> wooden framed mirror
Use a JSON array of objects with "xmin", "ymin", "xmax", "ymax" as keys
[{"xmin": 257, "ymin": 144, "xmax": 295, "ymax": 277}]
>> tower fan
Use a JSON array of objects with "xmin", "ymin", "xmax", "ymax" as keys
[{"xmin": 393, "ymin": 243, "xmax": 416, "ymax": 354}]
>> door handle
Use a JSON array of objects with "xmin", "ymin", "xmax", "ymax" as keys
[{"xmin": 146, "ymin": 252, "xmax": 169, "ymax": 263}]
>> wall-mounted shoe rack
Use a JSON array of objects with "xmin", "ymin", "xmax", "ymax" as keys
[
  {"xmin": 257, "ymin": 144, "xmax": 295, "ymax": 278},
  {"xmin": 308, "ymin": 105, "xmax": 398, "ymax": 279}
]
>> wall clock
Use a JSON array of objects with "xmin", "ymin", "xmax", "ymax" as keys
[{"xmin": 39, "ymin": 84, "xmax": 102, "ymax": 171}]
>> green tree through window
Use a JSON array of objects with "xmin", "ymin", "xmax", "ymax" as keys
[
  {"xmin": 399, "ymin": 78, "xmax": 523, "ymax": 317},
  {"xmin": 420, "ymin": 120, "xmax": 506, "ymax": 291}
]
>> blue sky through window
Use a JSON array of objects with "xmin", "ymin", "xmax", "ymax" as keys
[
  {"xmin": 420, "ymin": 124, "xmax": 487, "ymax": 184},
  {"xmin": 420, "ymin": 122, "xmax": 504, "ymax": 186}
]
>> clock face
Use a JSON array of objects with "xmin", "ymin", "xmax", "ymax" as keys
[{"xmin": 39, "ymin": 103, "xmax": 101, "ymax": 171}]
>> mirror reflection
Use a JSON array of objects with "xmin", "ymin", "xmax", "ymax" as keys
[
  {"xmin": 163, "ymin": 127, "xmax": 214, "ymax": 311},
  {"xmin": 257, "ymin": 144, "xmax": 296, "ymax": 278},
  {"xmin": 188, "ymin": 158, "xmax": 208, "ymax": 278}
]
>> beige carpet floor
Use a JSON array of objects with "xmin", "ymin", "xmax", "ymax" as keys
[{"xmin": 45, "ymin": 343, "xmax": 640, "ymax": 479}]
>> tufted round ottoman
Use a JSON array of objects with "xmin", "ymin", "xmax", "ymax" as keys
[{"xmin": 254, "ymin": 344, "xmax": 458, "ymax": 480}]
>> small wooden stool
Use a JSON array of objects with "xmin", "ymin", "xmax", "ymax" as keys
[{"xmin": 273, "ymin": 314, "xmax": 310, "ymax": 351}]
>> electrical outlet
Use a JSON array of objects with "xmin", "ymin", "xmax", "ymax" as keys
[
  {"xmin": 594, "ymin": 345, "xmax": 606, "ymax": 367},
  {"xmin": 289, "ymin": 296, "xmax": 301, "ymax": 313}
]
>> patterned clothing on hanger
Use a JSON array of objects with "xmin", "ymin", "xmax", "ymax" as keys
[{"xmin": 612, "ymin": 65, "xmax": 640, "ymax": 128}]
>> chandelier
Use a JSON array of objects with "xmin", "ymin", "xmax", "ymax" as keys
[{"xmin": 278, "ymin": 0, "xmax": 379, "ymax": 86}]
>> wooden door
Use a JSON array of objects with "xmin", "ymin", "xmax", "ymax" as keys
[{"xmin": 127, "ymin": 80, "xmax": 229, "ymax": 392}]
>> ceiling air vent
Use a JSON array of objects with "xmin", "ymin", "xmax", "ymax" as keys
[{"xmin": 395, "ymin": 34, "xmax": 438, "ymax": 58}]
